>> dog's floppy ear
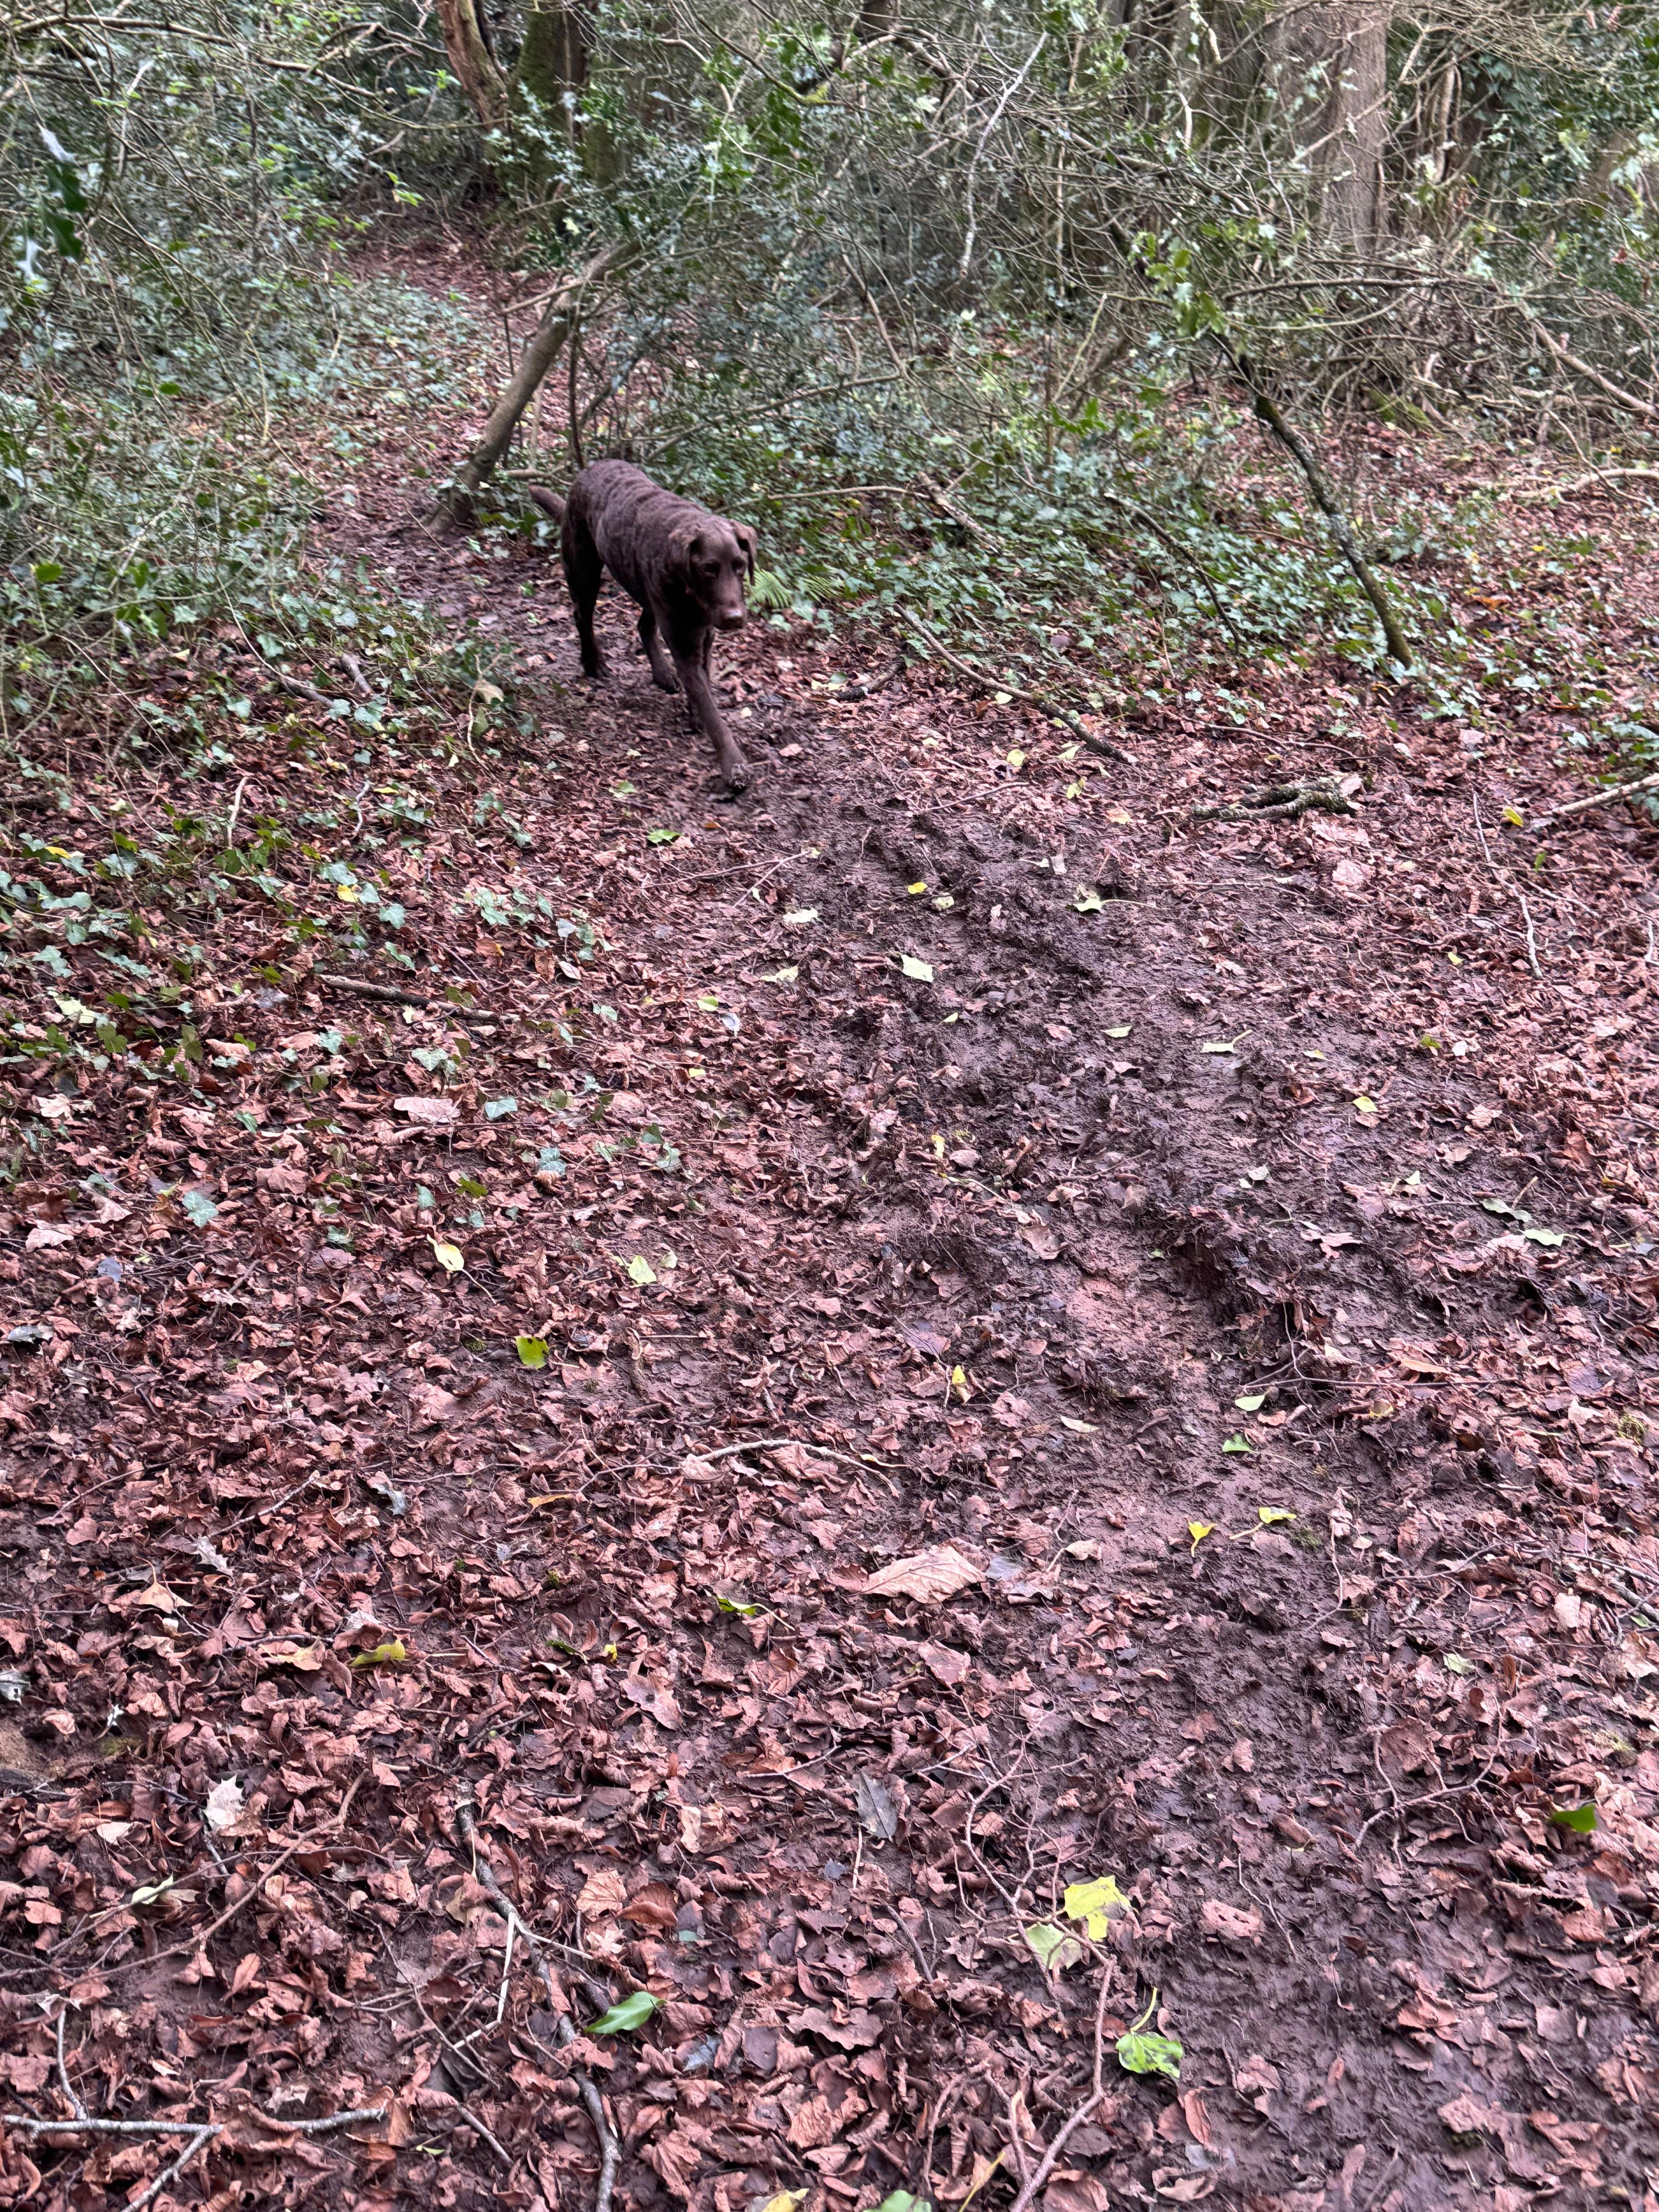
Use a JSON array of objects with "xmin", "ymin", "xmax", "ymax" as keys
[
  {"xmin": 732, "ymin": 523, "xmax": 757, "ymax": 582},
  {"xmin": 666, "ymin": 520, "xmax": 708, "ymax": 586}
]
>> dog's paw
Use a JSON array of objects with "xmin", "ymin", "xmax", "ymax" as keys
[
  {"xmin": 581, "ymin": 657, "xmax": 610, "ymax": 680},
  {"xmin": 721, "ymin": 756, "xmax": 752, "ymax": 793},
  {"xmin": 651, "ymin": 670, "xmax": 681, "ymax": 695}
]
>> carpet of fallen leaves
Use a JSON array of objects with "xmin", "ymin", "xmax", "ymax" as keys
[{"xmin": 1, "ymin": 246, "xmax": 1658, "ymax": 2212}]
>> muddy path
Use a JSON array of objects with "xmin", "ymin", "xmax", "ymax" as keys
[{"xmin": 0, "ymin": 273, "xmax": 1657, "ymax": 2212}]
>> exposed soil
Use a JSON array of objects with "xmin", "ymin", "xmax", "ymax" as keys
[{"xmin": 1, "ymin": 249, "xmax": 1658, "ymax": 2212}]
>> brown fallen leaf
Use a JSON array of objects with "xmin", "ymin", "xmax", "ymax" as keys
[
  {"xmin": 622, "ymin": 1673, "xmax": 683, "ymax": 1728},
  {"xmin": 395, "ymin": 1095, "xmax": 459, "ymax": 1127},
  {"xmin": 1199, "ymin": 1898, "xmax": 1262, "ymax": 1945},
  {"xmin": 863, "ymin": 1546, "xmax": 981, "ymax": 1603},
  {"xmin": 576, "ymin": 1868, "xmax": 629, "ymax": 1920},
  {"xmin": 917, "ymin": 1639, "xmax": 971, "ymax": 1686},
  {"xmin": 620, "ymin": 1881, "xmax": 679, "ymax": 1931}
]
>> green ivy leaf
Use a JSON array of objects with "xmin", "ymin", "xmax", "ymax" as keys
[
  {"xmin": 1549, "ymin": 1802, "xmax": 1597, "ymax": 1833},
  {"xmin": 588, "ymin": 1990, "xmax": 658, "ymax": 2035},
  {"xmin": 1116, "ymin": 1992, "xmax": 1182, "ymax": 2082}
]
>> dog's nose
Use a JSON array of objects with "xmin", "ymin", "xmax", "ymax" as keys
[{"xmin": 716, "ymin": 610, "xmax": 747, "ymax": 632}]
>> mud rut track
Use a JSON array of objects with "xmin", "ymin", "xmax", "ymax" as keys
[{"xmin": 1, "ymin": 431, "xmax": 1657, "ymax": 2212}]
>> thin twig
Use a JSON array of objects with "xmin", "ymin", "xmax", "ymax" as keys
[
  {"xmin": 1518, "ymin": 891, "xmax": 1544, "ymax": 978},
  {"xmin": 454, "ymin": 1795, "xmax": 620, "ymax": 2212},
  {"xmin": 901, "ymin": 613, "xmax": 1133, "ymax": 764},
  {"xmin": 127, "ymin": 2123, "xmax": 217, "ymax": 2212},
  {"xmin": 1005, "ymin": 2090, "xmax": 1109, "ymax": 2212}
]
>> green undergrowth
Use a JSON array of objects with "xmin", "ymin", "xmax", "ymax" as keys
[{"xmin": 2, "ymin": 276, "xmax": 476, "ymax": 705}]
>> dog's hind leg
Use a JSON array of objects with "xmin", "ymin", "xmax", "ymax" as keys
[{"xmin": 562, "ymin": 516, "xmax": 607, "ymax": 678}]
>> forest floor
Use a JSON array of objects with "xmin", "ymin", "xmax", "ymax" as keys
[{"xmin": 1, "ymin": 244, "xmax": 1658, "ymax": 2212}]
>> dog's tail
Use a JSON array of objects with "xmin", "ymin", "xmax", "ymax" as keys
[{"xmin": 527, "ymin": 485, "xmax": 567, "ymax": 527}]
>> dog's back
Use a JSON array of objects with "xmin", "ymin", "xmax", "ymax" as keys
[{"xmin": 565, "ymin": 461, "xmax": 716, "ymax": 600}]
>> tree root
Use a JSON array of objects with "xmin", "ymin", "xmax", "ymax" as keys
[{"xmin": 1193, "ymin": 775, "xmax": 1359, "ymax": 824}]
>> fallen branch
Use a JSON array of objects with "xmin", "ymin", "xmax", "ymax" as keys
[
  {"xmin": 454, "ymin": 1793, "xmax": 620, "ymax": 2212},
  {"xmin": 901, "ymin": 614, "xmax": 1135, "ymax": 765},
  {"xmin": 438, "ymin": 241, "xmax": 636, "ymax": 532},
  {"xmin": 316, "ymin": 974, "xmax": 439, "ymax": 1008},
  {"xmin": 842, "ymin": 651, "xmax": 908, "ymax": 702},
  {"xmin": 1527, "ymin": 766, "xmax": 1659, "ymax": 831},
  {"xmin": 1224, "ymin": 350, "xmax": 1413, "ymax": 670},
  {"xmin": 1193, "ymin": 775, "xmax": 1359, "ymax": 824},
  {"xmin": 1512, "ymin": 465, "xmax": 1659, "ymax": 504},
  {"xmin": 10, "ymin": 2104, "xmax": 384, "ymax": 2212},
  {"xmin": 1524, "ymin": 316, "xmax": 1659, "ymax": 423}
]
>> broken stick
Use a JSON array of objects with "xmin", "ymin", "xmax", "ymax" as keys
[{"xmin": 1528, "ymin": 766, "xmax": 1659, "ymax": 832}]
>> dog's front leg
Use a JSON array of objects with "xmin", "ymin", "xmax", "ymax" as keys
[
  {"xmin": 638, "ymin": 605, "xmax": 679, "ymax": 693},
  {"xmin": 673, "ymin": 643, "xmax": 749, "ymax": 791}
]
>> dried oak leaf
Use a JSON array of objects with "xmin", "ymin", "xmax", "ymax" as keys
[{"xmin": 863, "ymin": 1546, "xmax": 980, "ymax": 1603}]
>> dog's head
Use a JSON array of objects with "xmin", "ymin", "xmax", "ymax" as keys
[{"xmin": 669, "ymin": 516, "xmax": 756, "ymax": 632}]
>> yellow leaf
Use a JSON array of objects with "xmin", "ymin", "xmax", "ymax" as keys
[
  {"xmin": 1006, "ymin": 748, "xmax": 1026, "ymax": 771},
  {"xmin": 950, "ymin": 1364, "xmax": 971, "ymax": 1402},
  {"xmin": 351, "ymin": 1638, "xmax": 407, "ymax": 1669},
  {"xmin": 1188, "ymin": 1521, "xmax": 1214, "ymax": 1554},
  {"xmin": 515, "ymin": 1335, "xmax": 548, "ymax": 1369},
  {"xmin": 1063, "ymin": 1874, "xmax": 1133, "ymax": 1938},
  {"xmin": 627, "ymin": 1255, "xmax": 658, "ymax": 1286},
  {"xmin": 907, "ymin": 881, "xmax": 927, "ymax": 895},
  {"xmin": 431, "ymin": 1240, "xmax": 465, "ymax": 1272}
]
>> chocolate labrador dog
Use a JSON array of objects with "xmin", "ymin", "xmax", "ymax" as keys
[{"xmin": 530, "ymin": 462, "xmax": 759, "ymax": 790}]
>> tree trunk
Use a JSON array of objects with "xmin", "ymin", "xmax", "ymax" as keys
[
  {"xmin": 435, "ymin": 0, "xmax": 509, "ymax": 131},
  {"xmin": 437, "ymin": 242, "xmax": 634, "ymax": 531},
  {"xmin": 1277, "ymin": 0, "xmax": 1388, "ymax": 252}
]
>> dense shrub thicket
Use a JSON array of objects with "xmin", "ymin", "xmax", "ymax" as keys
[{"xmin": 3, "ymin": 0, "xmax": 1656, "ymax": 692}]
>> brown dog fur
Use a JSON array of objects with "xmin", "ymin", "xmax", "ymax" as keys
[{"xmin": 530, "ymin": 462, "xmax": 758, "ymax": 790}]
